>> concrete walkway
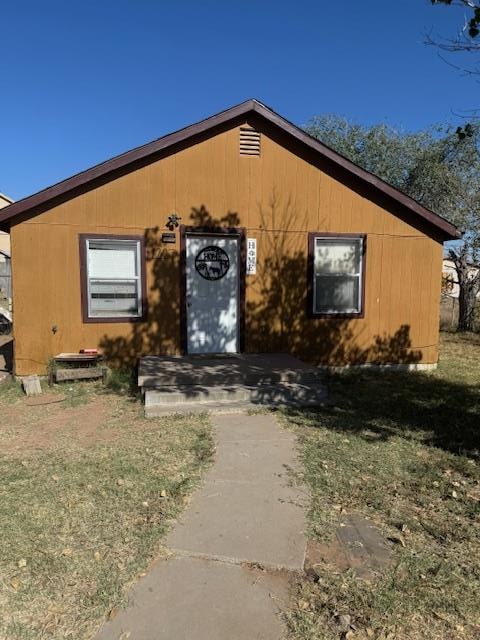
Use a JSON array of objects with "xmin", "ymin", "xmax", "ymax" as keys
[{"xmin": 97, "ymin": 413, "xmax": 307, "ymax": 640}]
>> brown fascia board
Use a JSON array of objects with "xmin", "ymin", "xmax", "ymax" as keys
[{"xmin": 0, "ymin": 99, "xmax": 461, "ymax": 240}]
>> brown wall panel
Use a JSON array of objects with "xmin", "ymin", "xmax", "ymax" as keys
[{"xmin": 11, "ymin": 122, "xmax": 444, "ymax": 374}]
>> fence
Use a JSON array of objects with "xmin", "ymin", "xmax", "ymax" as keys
[{"xmin": 440, "ymin": 295, "xmax": 480, "ymax": 332}]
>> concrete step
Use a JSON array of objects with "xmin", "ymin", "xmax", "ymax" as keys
[
  {"xmin": 145, "ymin": 385, "xmax": 251, "ymax": 406},
  {"xmin": 142, "ymin": 371, "xmax": 321, "ymax": 389},
  {"xmin": 145, "ymin": 400, "xmax": 255, "ymax": 418},
  {"xmin": 144, "ymin": 382, "xmax": 328, "ymax": 417}
]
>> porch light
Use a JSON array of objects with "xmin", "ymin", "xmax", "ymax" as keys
[{"xmin": 167, "ymin": 213, "xmax": 182, "ymax": 231}]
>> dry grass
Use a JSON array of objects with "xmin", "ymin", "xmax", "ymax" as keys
[
  {"xmin": 284, "ymin": 333, "xmax": 480, "ymax": 640},
  {"xmin": 0, "ymin": 380, "xmax": 213, "ymax": 640}
]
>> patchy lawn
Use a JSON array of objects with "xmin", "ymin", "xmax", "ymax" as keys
[
  {"xmin": 0, "ymin": 380, "xmax": 213, "ymax": 640},
  {"xmin": 284, "ymin": 332, "xmax": 480, "ymax": 640}
]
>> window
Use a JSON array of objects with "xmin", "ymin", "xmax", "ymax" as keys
[
  {"xmin": 80, "ymin": 235, "xmax": 145, "ymax": 322},
  {"xmin": 309, "ymin": 235, "xmax": 365, "ymax": 316}
]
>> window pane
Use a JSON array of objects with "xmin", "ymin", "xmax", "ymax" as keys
[
  {"xmin": 89, "ymin": 280, "xmax": 140, "ymax": 316},
  {"xmin": 315, "ymin": 239, "xmax": 360, "ymax": 275},
  {"xmin": 314, "ymin": 275, "xmax": 360, "ymax": 313},
  {"xmin": 88, "ymin": 241, "xmax": 138, "ymax": 279}
]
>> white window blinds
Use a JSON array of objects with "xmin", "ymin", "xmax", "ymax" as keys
[
  {"xmin": 313, "ymin": 237, "xmax": 364, "ymax": 314},
  {"xmin": 85, "ymin": 238, "xmax": 142, "ymax": 319},
  {"xmin": 88, "ymin": 241, "xmax": 138, "ymax": 279}
]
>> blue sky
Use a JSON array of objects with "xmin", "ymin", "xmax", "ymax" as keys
[{"xmin": 0, "ymin": 0, "xmax": 475, "ymax": 200}]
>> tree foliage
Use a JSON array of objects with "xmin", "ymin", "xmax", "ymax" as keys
[
  {"xmin": 306, "ymin": 115, "xmax": 480, "ymax": 330},
  {"xmin": 431, "ymin": 1, "xmax": 480, "ymax": 42},
  {"xmin": 430, "ymin": 0, "xmax": 480, "ymax": 133}
]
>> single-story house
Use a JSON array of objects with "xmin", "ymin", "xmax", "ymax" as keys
[
  {"xmin": 0, "ymin": 193, "xmax": 13, "ymax": 256},
  {"xmin": 442, "ymin": 258, "xmax": 480, "ymax": 298},
  {"xmin": 0, "ymin": 100, "xmax": 459, "ymax": 376},
  {"xmin": 0, "ymin": 248, "xmax": 11, "ymax": 302}
]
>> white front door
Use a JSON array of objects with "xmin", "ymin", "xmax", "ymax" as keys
[{"xmin": 186, "ymin": 234, "xmax": 240, "ymax": 354}]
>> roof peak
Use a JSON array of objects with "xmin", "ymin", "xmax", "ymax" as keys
[{"xmin": 0, "ymin": 100, "xmax": 460, "ymax": 240}]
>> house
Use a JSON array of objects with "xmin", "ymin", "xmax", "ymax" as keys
[
  {"xmin": 0, "ymin": 249, "xmax": 11, "ymax": 302},
  {"xmin": 0, "ymin": 194, "xmax": 13, "ymax": 323},
  {"xmin": 0, "ymin": 193, "xmax": 13, "ymax": 255},
  {"xmin": 0, "ymin": 100, "xmax": 459, "ymax": 376},
  {"xmin": 442, "ymin": 258, "xmax": 480, "ymax": 299}
]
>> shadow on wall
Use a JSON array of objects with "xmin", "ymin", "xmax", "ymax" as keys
[
  {"xmin": 98, "ymin": 206, "xmax": 244, "ymax": 369},
  {"xmin": 99, "ymin": 199, "xmax": 422, "ymax": 369},
  {"xmin": 246, "ymin": 194, "xmax": 422, "ymax": 365}
]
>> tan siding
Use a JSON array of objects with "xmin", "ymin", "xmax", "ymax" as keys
[{"xmin": 11, "ymin": 123, "xmax": 444, "ymax": 374}]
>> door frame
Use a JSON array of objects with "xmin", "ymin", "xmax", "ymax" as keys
[{"xmin": 179, "ymin": 225, "xmax": 247, "ymax": 355}]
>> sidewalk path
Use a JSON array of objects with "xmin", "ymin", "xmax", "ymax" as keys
[{"xmin": 97, "ymin": 413, "xmax": 307, "ymax": 640}]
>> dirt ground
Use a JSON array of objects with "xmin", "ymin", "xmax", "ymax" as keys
[
  {"xmin": 0, "ymin": 395, "xmax": 117, "ymax": 453},
  {"xmin": 0, "ymin": 381, "xmax": 158, "ymax": 456}
]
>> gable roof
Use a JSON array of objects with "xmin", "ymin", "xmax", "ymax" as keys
[{"xmin": 0, "ymin": 99, "xmax": 460, "ymax": 240}]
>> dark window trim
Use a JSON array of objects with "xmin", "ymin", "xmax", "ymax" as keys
[
  {"xmin": 179, "ymin": 225, "xmax": 246, "ymax": 354},
  {"xmin": 307, "ymin": 232, "xmax": 367, "ymax": 319},
  {"xmin": 79, "ymin": 233, "xmax": 147, "ymax": 324}
]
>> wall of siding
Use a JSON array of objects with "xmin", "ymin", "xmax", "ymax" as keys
[{"xmin": 11, "ymin": 121, "xmax": 443, "ymax": 374}]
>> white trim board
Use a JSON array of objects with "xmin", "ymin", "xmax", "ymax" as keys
[{"xmin": 317, "ymin": 362, "xmax": 437, "ymax": 373}]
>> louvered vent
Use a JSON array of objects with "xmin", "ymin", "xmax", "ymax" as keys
[{"xmin": 239, "ymin": 127, "xmax": 261, "ymax": 156}]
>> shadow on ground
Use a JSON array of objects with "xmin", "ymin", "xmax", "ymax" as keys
[
  {"xmin": 284, "ymin": 363, "xmax": 480, "ymax": 459},
  {"xmin": 0, "ymin": 336, "xmax": 13, "ymax": 372}
]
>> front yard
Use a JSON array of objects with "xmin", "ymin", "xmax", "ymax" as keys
[
  {"xmin": 0, "ymin": 332, "xmax": 478, "ymax": 640},
  {"xmin": 0, "ymin": 380, "xmax": 213, "ymax": 639},
  {"xmin": 285, "ymin": 332, "xmax": 480, "ymax": 640}
]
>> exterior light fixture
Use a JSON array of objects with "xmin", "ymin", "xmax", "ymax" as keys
[{"xmin": 167, "ymin": 213, "xmax": 182, "ymax": 231}]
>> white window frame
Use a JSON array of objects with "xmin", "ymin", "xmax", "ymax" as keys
[
  {"xmin": 81, "ymin": 236, "xmax": 144, "ymax": 322},
  {"xmin": 311, "ymin": 235, "xmax": 365, "ymax": 316}
]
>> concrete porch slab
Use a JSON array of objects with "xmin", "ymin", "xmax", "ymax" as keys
[
  {"xmin": 138, "ymin": 353, "xmax": 323, "ymax": 388},
  {"xmin": 139, "ymin": 353, "xmax": 328, "ymax": 415}
]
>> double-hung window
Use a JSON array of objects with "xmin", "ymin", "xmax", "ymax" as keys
[
  {"xmin": 80, "ymin": 235, "xmax": 145, "ymax": 321},
  {"xmin": 310, "ymin": 235, "xmax": 365, "ymax": 316}
]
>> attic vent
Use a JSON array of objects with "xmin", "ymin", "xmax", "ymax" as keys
[{"xmin": 239, "ymin": 127, "xmax": 261, "ymax": 156}]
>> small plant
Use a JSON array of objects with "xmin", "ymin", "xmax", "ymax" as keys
[
  {"xmin": 105, "ymin": 367, "xmax": 139, "ymax": 397},
  {"xmin": 46, "ymin": 356, "xmax": 57, "ymax": 384},
  {"xmin": 0, "ymin": 377, "xmax": 23, "ymax": 402}
]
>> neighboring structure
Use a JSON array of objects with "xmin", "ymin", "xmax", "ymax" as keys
[
  {"xmin": 0, "ymin": 100, "xmax": 459, "ymax": 376},
  {"xmin": 0, "ymin": 193, "xmax": 12, "ymax": 255},
  {"xmin": 0, "ymin": 194, "xmax": 13, "ymax": 317},
  {"xmin": 0, "ymin": 249, "xmax": 11, "ymax": 302},
  {"xmin": 442, "ymin": 258, "xmax": 480, "ymax": 298}
]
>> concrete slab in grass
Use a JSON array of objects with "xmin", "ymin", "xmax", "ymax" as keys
[
  {"xmin": 97, "ymin": 556, "xmax": 291, "ymax": 640},
  {"xmin": 167, "ymin": 414, "xmax": 307, "ymax": 570},
  {"xmin": 96, "ymin": 413, "xmax": 306, "ymax": 640}
]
